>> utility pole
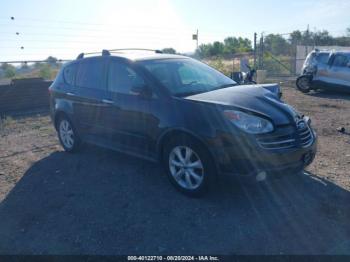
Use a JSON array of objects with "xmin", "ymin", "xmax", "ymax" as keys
[
  {"xmin": 253, "ymin": 32, "xmax": 257, "ymax": 68},
  {"xmin": 259, "ymin": 33, "xmax": 264, "ymax": 70}
]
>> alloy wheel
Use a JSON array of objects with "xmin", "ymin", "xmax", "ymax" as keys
[
  {"xmin": 298, "ymin": 77, "xmax": 311, "ymax": 90},
  {"xmin": 59, "ymin": 119, "xmax": 75, "ymax": 149},
  {"xmin": 169, "ymin": 146, "xmax": 204, "ymax": 190}
]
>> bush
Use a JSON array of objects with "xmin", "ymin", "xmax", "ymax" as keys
[{"xmin": 207, "ymin": 59, "xmax": 231, "ymax": 76}]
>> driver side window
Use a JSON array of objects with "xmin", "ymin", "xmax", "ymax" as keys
[{"xmin": 108, "ymin": 61, "xmax": 145, "ymax": 95}]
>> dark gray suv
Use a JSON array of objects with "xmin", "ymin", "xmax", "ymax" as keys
[{"xmin": 49, "ymin": 49, "xmax": 317, "ymax": 196}]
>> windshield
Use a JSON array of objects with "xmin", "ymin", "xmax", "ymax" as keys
[
  {"xmin": 304, "ymin": 52, "xmax": 316, "ymax": 67},
  {"xmin": 139, "ymin": 58, "xmax": 236, "ymax": 96},
  {"xmin": 315, "ymin": 53, "xmax": 330, "ymax": 64}
]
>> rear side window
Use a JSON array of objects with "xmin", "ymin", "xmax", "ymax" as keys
[
  {"xmin": 76, "ymin": 59, "xmax": 105, "ymax": 89},
  {"xmin": 107, "ymin": 61, "xmax": 145, "ymax": 94},
  {"xmin": 63, "ymin": 63, "xmax": 77, "ymax": 85}
]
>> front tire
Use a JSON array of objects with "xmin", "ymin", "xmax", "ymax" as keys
[
  {"xmin": 163, "ymin": 135, "xmax": 216, "ymax": 197},
  {"xmin": 296, "ymin": 75, "xmax": 312, "ymax": 93},
  {"xmin": 57, "ymin": 116, "xmax": 80, "ymax": 153}
]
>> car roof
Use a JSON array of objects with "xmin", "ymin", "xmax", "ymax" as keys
[
  {"xmin": 62, "ymin": 51, "xmax": 191, "ymax": 69},
  {"xmin": 314, "ymin": 50, "xmax": 350, "ymax": 55},
  {"xmin": 331, "ymin": 51, "xmax": 350, "ymax": 55}
]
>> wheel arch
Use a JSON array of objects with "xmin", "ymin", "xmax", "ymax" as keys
[
  {"xmin": 54, "ymin": 110, "xmax": 73, "ymax": 131},
  {"xmin": 156, "ymin": 128, "xmax": 219, "ymax": 172}
]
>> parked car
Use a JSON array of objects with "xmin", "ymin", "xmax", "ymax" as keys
[
  {"xmin": 49, "ymin": 49, "xmax": 317, "ymax": 196},
  {"xmin": 296, "ymin": 50, "xmax": 350, "ymax": 93},
  {"xmin": 300, "ymin": 49, "xmax": 330, "ymax": 75}
]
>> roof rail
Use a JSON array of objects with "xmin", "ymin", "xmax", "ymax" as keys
[
  {"xmin": 76, "ymin": 48, "xmax": 163, "ymax": 60},
  {"xmin": 108, "ymin": 48, "xmax": 163, "ymax": 54},
  {"xmin": 76, "ymin": 49, "xmax": 111, "ymax": 59}
]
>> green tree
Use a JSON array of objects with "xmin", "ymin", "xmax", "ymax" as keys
[
  {"xmin": 195, "ymin": 43, "xmax": 213, "ymax": 58},
  {"xmin": 161, "ymin": 48, "xmax": 176, "ymax": 54},
  {"xmin": 223, "ymin": 37, "xmax": 239, "ymax": 54},
  {"xmin": 211, "ymin": 41, "xmax": 225, "ymax": 56},
  {"xmin": 334, "ymin": 36, "xmax": 350, "ymax": 46},
  {"xmin": 312, "ymin": 30, "xmax": 334, "ymax": 46},
  {"xmin": 39, "ymin": 64, "xmax": 53, "ymax": 79},
  {"xmin": 264, "ymin": 34, "xmax": 291, "ymax": 55},
  {"xmin": 289, "ymin": 30, "xmax": 303, "ymax": 45},
  {"xmin": 1, "ymin": 63, "xmax": 16, "ymax": 78}
]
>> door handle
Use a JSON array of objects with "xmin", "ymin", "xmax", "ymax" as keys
[
  {"xmin": 102, "ymin": 99, "xmax": 114, "ymax": 104},
  {"xmin": 66, "ymin": 92, "xmax": 76, "ymax": 97}
]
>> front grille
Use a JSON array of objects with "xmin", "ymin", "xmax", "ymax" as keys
[
  {"xmin": 257, "ymin": 121, "xmax": 314, "ymax": 150},
  {"xmin": 257, "ymin": 133, "xmax": 296, "ymax": 150},
  {"xmin": 297, "ymin": 121, "xmax": 313, "ymax": 147}
]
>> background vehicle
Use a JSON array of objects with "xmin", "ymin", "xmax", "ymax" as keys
[
  {"xmin": 301, "ymin": 49, "xmax": 330, "ymax": 75},
  {"xmin": 296, "ymin": 50, "xmax": 350, "ymax": 93},
  {"xmin": 50, "ymin": 49, "xmax": 317, "ymax": 196}
]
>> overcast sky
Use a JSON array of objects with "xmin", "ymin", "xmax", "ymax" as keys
[{"xmin": 1, "ymin": 0, "xmax": 349, "ymax": 61}]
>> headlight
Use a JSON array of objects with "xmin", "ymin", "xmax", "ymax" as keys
[{"xmin": 223, "ymin": 110, "xmax": 274, "ymax": 134}]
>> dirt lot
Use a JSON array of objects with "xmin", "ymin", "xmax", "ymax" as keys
[{"xmin": 0, "ymin": 85, "xmax": 350, "ymax": 254}]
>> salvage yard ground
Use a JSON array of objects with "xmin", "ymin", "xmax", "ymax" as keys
[{"xmin": 0, "ymin": 85, "xmax": 350, "ymax": 254}]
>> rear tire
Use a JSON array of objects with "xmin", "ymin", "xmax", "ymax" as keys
[
  {"xmin": 57, "ymin": 115, "xmax": 81, "ymax": 153},
  {"xmin": 163, "ymin": 135, "xmax": 217, "ymax": 197},
  {"xmin": 296, "ymin": 75, "xmax": 312, "ymax": 93}
]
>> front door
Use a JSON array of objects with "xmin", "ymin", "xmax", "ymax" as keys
[{"xmin": 99, "ymin": 58, "xmax": 158, "ymax": 156}]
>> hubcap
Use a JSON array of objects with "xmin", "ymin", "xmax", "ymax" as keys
[
  {"xmin": 59, "ymin": 119, "xmax": 74, "ymax": 149},
  {"xmin": 169, "ymin": 146, "xmax": 204, "ymax": 190}
]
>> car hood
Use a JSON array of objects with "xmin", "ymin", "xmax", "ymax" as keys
[{"xmin": 184, "ymin": 84, "xmax": 298, "ymax": 126}]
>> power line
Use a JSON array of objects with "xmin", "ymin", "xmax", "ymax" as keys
[
  {"xmin": 0, "ymin": 59, "xmax": 71, "ymax": 64},
  {"xmin": 0, "ymin": 22, "xmax": 195, "ymax": 34},
  {"xmin": 0, "ymin": 16, "xmax": 193, "ymax": 31}
]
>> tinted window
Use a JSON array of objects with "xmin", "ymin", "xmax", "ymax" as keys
[
  {"xmin": 63, "ymin": 63, "xmax": 77, "ymax": 85},
  {"xmin": 178, "ymin": 63, "xmax": 217, "ymax": 85},
  {"xmin": 75, "ymin": 59, "xmax": 105, "ymax": 89},
  {"xmin": 139, "ymin": 59, "xmax": 236, "ymax": 96},
  {"xmin": 333, "ymin": 55, "xmax": 349, "ymax": 67},
  {"xmin": 108, "ymin": 61, "xmax": 145, "ymax": 94},
  {"xmin": 315, "ymin": 53, "xmax": 329, "ymax": 64}
]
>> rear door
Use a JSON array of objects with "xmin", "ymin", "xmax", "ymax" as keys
[{"xmin": 71, "ymin": 57, "xmax": 109, "ymax": 136}]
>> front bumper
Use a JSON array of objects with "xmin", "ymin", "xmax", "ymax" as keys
[{"xmin": 211, "ymin": 124, "xmax": 317, "ymax": 176}]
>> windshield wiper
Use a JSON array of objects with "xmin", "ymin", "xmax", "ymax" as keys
[
  {"xmin": 174, "ymin": 91, "xmax": 204, "ymax": 97},
  {"xmin": 175, "ymin": 83, "xmax": 237, "ymax": 97}
]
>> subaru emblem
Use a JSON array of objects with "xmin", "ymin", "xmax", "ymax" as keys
[{"xmin": 297, "ymin": 121, "xmax": 306, "ymax": 129}]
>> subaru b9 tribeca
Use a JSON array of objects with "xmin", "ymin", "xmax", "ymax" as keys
[{"xmin": 49, "ymin": 50, "xmax": 317, "ymax": 196}]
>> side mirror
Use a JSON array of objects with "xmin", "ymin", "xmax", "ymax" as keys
[{"xmin": 130, "ymin": 84, "xmax": 152, "ymax": 97}]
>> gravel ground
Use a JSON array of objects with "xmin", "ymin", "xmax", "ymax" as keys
[{"xmin": 0, "ymin": 85, "xmax": 349, "ymax": 255}]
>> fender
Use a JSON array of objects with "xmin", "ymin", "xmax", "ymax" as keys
[
  {"xmin": 53, "ymin": 98, "xmax": 74, "ymax": 128},
  {"xmin": 155, "ymin": 127, "xmax": 220, "ymax": 172}
]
